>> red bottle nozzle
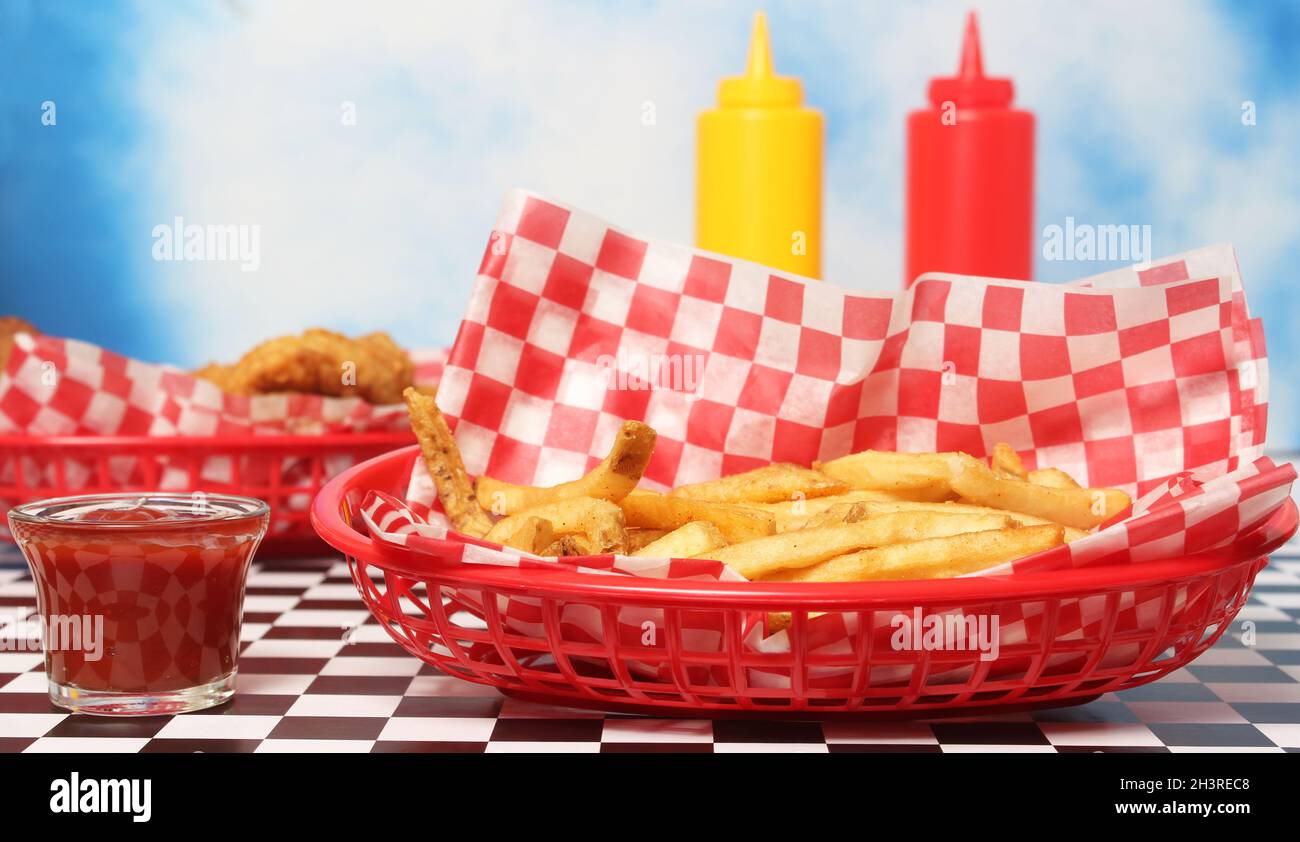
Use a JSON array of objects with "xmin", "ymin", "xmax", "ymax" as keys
[
  {"xmin": 959, "ymin": 11, "xmax": 984, "ymax": 79},
  {"xmin": 928, "ymin": 11, "xmax": 1014, "ymax": 109}
]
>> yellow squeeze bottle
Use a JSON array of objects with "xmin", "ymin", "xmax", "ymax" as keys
[{"xmin": 696, "ymin": 11, "xmax": 824, "ymax": 278}]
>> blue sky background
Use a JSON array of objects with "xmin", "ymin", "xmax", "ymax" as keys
[{"xmin": 1, "ymin": 0, "xmax": 1298, "ymax": 438}]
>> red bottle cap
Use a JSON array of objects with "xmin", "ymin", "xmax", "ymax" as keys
[{"xmin": 927, "ymin": 11, "xmax": 1014, "ymax": 109}]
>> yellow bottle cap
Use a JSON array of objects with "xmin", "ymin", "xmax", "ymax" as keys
[{"xmin": 717, "ymin": 12, "xmax": 803, "ymax": 108}]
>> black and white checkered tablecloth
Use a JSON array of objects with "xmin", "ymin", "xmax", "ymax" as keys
[{"xmin": 2, "ymin": 538, "xmax": 1299, "ymax": 754}]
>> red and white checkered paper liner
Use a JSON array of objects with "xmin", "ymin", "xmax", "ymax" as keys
[
  {"xmin": 435, "ymin": 191, "xmax": 1267, "ymax": 496},
  {"xmin": 354, "ymin": 189, "xmax": 1294, "ymax": 685},
  {"xmin": 0, "ymin": 333, "xmax": 446, "ymax": 504}
]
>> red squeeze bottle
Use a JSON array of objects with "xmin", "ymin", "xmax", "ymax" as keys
[{"xmin": 905, "ymin": 11, "xmax": 1034, "ymax": 285}]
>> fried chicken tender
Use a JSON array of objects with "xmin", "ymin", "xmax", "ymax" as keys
[
  {"xmin": 194, "ymin": 328, "xmax": 414, "ymax": 405},
  {"xmin": 0, "ymin": 316, "xmax": 37, "ymax": 374}
]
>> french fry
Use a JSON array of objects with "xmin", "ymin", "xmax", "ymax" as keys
[
  {"xmin": 948, "ymin": 455, "xmax": 1129, "ymax": 529},
  {"xmin": 764, "ymin": 611, "xmax": 824, "ymax": 634},
  {"xmin": 867, "ymin": 478, "xmax": 952, "ymax": 502},
  {"xmin": 811, "ymin": 498, "xmax": 1094, "ymax": 542},
  {"xmin": 991, "ymin": 443, "xmax": 1027, "ymax": 479},
  {"xmin": 544, "ymin": 535, "xmax": 607, "ymax": 556},
  {"xmin": 767, "ymin": 524, "xmax": 1065, "ymax": 583},
  {"xmin": 402, "ymin": 387, "xmax": 494, "ymax": 537},
  {"xmin": 633, "ymin": 521, "xmax": 726, "ymax": 557},
  {"xmin": 815, "ymin": 450, "xmax": 955, "ymax": 496},
  {"xmin": 1028, "ymin": 467, "xmax": 1081, "ymax": 489},
  {"xmin": 799, "ymin": 501, "xmax": 870, "ymax": 530},
  {"xmin": 493, "ymin": 515, "xmax": 554, "ymax": 555},
  {"xmin": 755, "ymin": 489, "xmax": 939, "ymax": 532},
  {"xmin": 487, "ymin": 496, "xmax": 626, "ymax": 555},
  {"xmin": 475, "ymin": 421, "xmax": 656, "ymax": 514},
  {"xmin": 619, "ymin": 490, "xmax": 776, "ymax": 543},
  {"xmin": 625, "ymin": 528, "xmax": 669, "ymax": 552},
  {"xmin": 669, "ymin": 464, "xmax": 847, "ymax": 504},
  {"xmin": 698, "ymin": 511, "xmax": 1014, "ymax": 580},
  {"xmin": 448, "ymin": 406, "xmax": 1126, "ymax": 582},
  {"xmin": 845, "ymin": 499, "xmax": 1052, "ymax": 526}
]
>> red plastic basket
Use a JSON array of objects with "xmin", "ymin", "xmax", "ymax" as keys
[
  {"xmin": 1, "ymin": 432, "xmax": 413, "ymax": 556},
  {"xmin": 311, "ymin": 445, "xmax": 1297, "ymax": 717}
]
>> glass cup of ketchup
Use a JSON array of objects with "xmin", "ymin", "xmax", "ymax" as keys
[{"xmin": 8, "ymin": 493, "xmax": 269, "ymax": 715}]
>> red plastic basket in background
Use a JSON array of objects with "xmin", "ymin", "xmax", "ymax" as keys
[
  {"xmin": 311, "ymin": 446, "xmax": 1298, "ymax": 717},
  {"xmin": 1, "ymin": 432, "xmax": 413, "ymax": 556}
]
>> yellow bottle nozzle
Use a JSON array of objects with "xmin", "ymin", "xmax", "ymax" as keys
[
  {"xmin": 718, "ymin": 11, "xmax": 802, "ymax": 108},
  {"xmin": 745, "ymin": 11, "xmax": 774, "ymax": 77}
]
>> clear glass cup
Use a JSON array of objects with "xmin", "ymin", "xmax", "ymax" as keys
[{"xmin": 8, "ymin": 493, "xmax": 269, "ymax": 715}]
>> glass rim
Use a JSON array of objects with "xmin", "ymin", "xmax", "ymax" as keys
[{"xmin": 7, "ymin": 492, "xmax": 271, "ymax": 529}]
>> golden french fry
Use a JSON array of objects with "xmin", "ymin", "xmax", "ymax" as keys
[
  {"xmin": 948, "ymin": 455, "xmax": 1129, "ymax": 530},
  {"xmin": 798, "ymin": 501, "xmax": 870, "ymax": 530},
  {"xmin": 544, "ymin": 535, "xmax": 610, "ymax": 556},
  {"xmin": 625, "ymin": 528, "xmax": 669, "ymax": 552},
  {"xmin": 991, "ymin": 443, "xmax": 1027, "ymax": 479},
  {"xmin": 767, "ymin": 524, "xmax": 1065, "ymax": 583},
  {"xmin": 1028, "ymin": 467, "xmax": 1081, "ymax": 489},
  {"xmin": 698, "ymin": 511, "xmax": 1014, "ymax": 580},
  {"xmin": 764, "ymin": 611, "xmax": 825, "ymax": 633},
  {"xmin": 487, "ymin": 496, "xmax": 626, "ymax": 555},
  {"xmin": 404, "ymin": 397, "xmax": 1113, "ymax": 576},
  {"xmin": 633, "ymin": 521, "xmax": 726, "ymax": 557},
  {"xmin": 815, "ymin": 450, "xmax": 956, "ymax": 496},
  {"xmin": 619, "ymin": 490, "xmax": 776, "ymax": 543},
  {"xmin": 493, "ymin": 516, "xmax": 554, "ymax": 554},
  {"xmin": 846, "ymin": 499, "xmax": 1041, "ymax": 525},
  {"xmin": 870, "ymin": 478, "xmax": 952, "ymax": 502},
  {"xmin": 669, "ymin": 464, "xmax": 847, "ymax": 504},
  {"xmin": 755, "ymin": 489, "xmax": 944, "ymax": 532},
  {"xmin": 816, "ymin": 498, "xmax": 1094, "ymax": 542},
  {"xmin": 475, "ymin": 421, "xmax": 656, "ymax": 514},
  {"xmin": 402, "ymin": 387, "xmax": 494, "ymax": 537}
]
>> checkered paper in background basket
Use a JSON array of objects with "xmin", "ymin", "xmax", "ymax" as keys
[
  {"xmin": 0, "ymin": 336, "xmax": 449, "ymax": 437},
  {"xmin": 360, "ymin": 189, "xmax": 1294, "ymax": 686},
  {"xmin": 0, "ymin": 335, "xmax": 447, "ymax": 530}
]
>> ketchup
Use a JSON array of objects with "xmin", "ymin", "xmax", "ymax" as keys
[
  {"xmin": 905, "ymin": 11, "xmax": 1035, "ymax": 285},
  {"xmin": 9, "ymin": 497, "xmax": 268, "ymax": 698},
  {"xmin": 77, "ymin": 506, "xmax": 172, "ymax": 523}
]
